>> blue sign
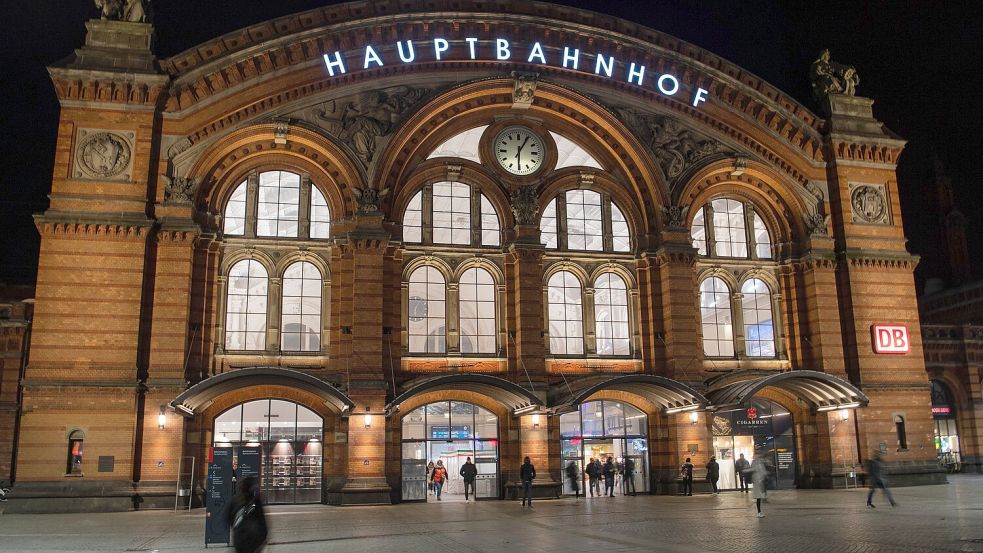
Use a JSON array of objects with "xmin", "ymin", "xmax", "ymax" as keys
[{"xmin": 430, "ymin": 425, "xmax": 471, "ymax": 439}]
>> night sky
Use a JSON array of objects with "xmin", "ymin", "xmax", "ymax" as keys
[{"xmin": 2, "ymin": 1, "xmax": 980, "ymax": 290}]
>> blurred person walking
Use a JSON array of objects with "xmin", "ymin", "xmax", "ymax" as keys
[
  {"xmin": 565, "ymin": 460, "xmax": 581, "ymax": 498},
  {"xmin": 603, "ymin": 456, "xmax": 616, "ymax": 497},
  {"xmin": 460, "ymin": 456, "xmax": 478, "ymax": 502},
  {"xmin": 226, "ymin": 476, "xmax": 268, "ymax": 553},
  {"xmin": 749, "ymin": 454, "xmax": 768, "ymax": 518},
  {"xmin": 431, "ymin": 460, "xmax": 448, "ymax": 501},
  {"xmin": 735, "ymin": 453, "xmax": 750, "ymax": 493},
  {"xmin": 706, "ymin": 456, "xmax": 720, "ymax": 495},
  {"xmin": 866, "ymin": 451, "xmax": 897, "ymax": 509}
]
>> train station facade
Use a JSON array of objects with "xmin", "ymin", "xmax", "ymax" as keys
[{"xmin": 0, "ymin": 1, "xmax": 950, "ymax": 511}]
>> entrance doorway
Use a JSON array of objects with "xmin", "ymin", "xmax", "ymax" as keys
[
  {"xmin": 213, "ymin": 399, "xmax": 324, "ymax": 504},
  {"xmin": 559, "ymin": 400, "xmax": 649, "ymax": 495},
  {"xmin": 711, "ymin": 399, "xmax": 797, "ymax": 490},
  {"xmin": 401, "ymin": 401, "xmax": 500, "ymax": 501}
]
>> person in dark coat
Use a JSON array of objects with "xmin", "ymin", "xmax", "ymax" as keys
[
  {"xmin": 520, "ymin": 456, "xmax": 537, "ymax": 507},
  {"xmin": 735, "ymin": 453, "xmax": 750, "ymax": 493},
  {"xmin": 226, "ymin": 476, "xmax": 268, "ymax": 553},
  {"xmin": 586, "ymin": 458, "xmax": 601, "ymax": 497},
  {"xmin": 706, "ymin": 456, "xmax": 720, "ymax": 495},
  {"xmin": 565, "ymin": 460, "xmax": 580, "ymax": 498},
  {"xmin": 602, "ymin": 457, "xmax": 616, "ymax": 497},
  {"xmin": 460, "ymin": 456, "xmax": 478, "ymax": 501},
  {"xmin": 866, "ymin": 451, "xmax": 897, "ymax": 508},
  {"xmin": 623, "ymin": 457, "xmax": 636, "ymax": 496},
  {"xmin": 680, "ymin": 457, "xmax": 694, "ymax": 496}
]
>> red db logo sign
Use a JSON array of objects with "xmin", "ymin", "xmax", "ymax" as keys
[{"xmin": 871, "ymin": 324, "xmax": 909, "ymax": 354}]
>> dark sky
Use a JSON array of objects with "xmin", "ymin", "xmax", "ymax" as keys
[{"xmin": 2, "ymin": 1, "xmax": 981, "ymax": 289}]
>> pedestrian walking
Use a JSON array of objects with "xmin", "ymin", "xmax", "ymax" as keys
[
  {"xmin": 680, "ymin": 457, "xmax": 694, "ymax": 496},
  {"xmin": 460, "ymin": 456, "xmax": 478, "ymax": 501},
  {"xmin": 735, "ymin": 453, "xmax": 750, "ymax": 493},
  {"xmin": 623, "ymin": 457, "xmax": 637, "ymax": 496},
  {"xmin": 565, "ymin": 460, "xmax": 580, "ymax": 498},
  {"xmin": 603, "ymin": 456, "xmax": 616, "ymax": 497},
  {"xmin": 426, "ymin": 460, "xmax": 435, "ymax": 495},
  {"xmin": 586, "ymin": 458, "xmax": 601, "ymax": 497},
  {"xmin": 431, "ymin": 460, "xmax": 448, "ymax": 501},
  {"xmin": 520, "ymin": 456, "xmax": 537, "ymax": 507},
  {"xmin": 706, "ymin": 456, "xmax": 720, "ymax": 495},
  {"xmin": 865, "ymin": 451, "xmax": 897, "ymax": 509},
  {"xmin": 226, "ymin": 475, "xmax": 268, "ymax": 553},
  {"xmin": 749, "ymin": 455, "xmax": 768, "ymax": 518}
]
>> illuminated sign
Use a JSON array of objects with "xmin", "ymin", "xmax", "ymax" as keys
[
  {"xmin": 871, "ymin": 324, "xmax": 910, "ymax": 354},
  {"xmin": 322, "ymin": 38, "xmax": 710, "ymax": 108},
  {"xmin": 931, "ymin": 407, "xmax": 952, "ymax": 415},
  {"xmin": 746, "ymin": 407, "xmax": 758, "ymax": 420}
]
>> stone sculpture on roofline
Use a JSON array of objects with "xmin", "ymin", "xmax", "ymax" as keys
[{"xmin": 94, "ymin": 0, "xmax": 151, "ymax": 23}]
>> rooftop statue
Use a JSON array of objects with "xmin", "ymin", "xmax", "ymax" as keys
[
  {"xmin": 95, "ymin": 0, "xmax": 151, "ymax": 23},
  {"xmin": 809, "ymin": 49, "xmax": 859, "ymax": 103}
]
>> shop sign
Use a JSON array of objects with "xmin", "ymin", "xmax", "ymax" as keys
[
  {"xmin": 932, "ymin": 406, "xmax": 954, "ymax": 418},
  {"xmin": 431, "ymin": 425, "xmax": 471, "ymax": 439},
  {"xmin": 871, "ymin": 324, "xmax": 909, "ymax": 354},
  {"xmin": 322, "ymin": 37, "xmax": 710, "ymax": 108}
]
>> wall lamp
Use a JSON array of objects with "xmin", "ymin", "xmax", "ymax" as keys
[
  {"xmin": 531, "ymin": 413, "xmax": 541, "ymax": 429},
  {"xmin": 839, "ymin": 409, "xmax": 850, "ymax": 422},
  {"xmin": 363, "ymin": 405, "xmax": 372, "ymax": 428},
  {"xmin": 689, "ymin": 411, "xmax": 699, "ymax": 425},
  {"xmin": 158, "ymin": 406, "xmax": 167, "ymax": 430}
]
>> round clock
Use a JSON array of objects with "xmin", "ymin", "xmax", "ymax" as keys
[
  {"xmin": 493, "ymin": 126, "xmax": 545, "ymax": 176},
  {"xmin": 408, "ymin": 295, "xmax": 428, "ymax": 322}
]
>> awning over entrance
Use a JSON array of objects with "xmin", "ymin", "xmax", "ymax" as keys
[
  {"xmin": 551, "ymin": 374, "xmax": 709, "ymax": 415},
  {"xmin": 170, "ymin": 367, "xmax": 355, "ymax": 417},
  {"xmin": 385, "ymin": 373, "xmax": 541, "ymax": 416},
  {"xmin": 705, "ymin": 370, "xmax": 869, "ymax": 412}
]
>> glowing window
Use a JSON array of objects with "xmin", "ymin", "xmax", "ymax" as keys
[
  {"xmin": 226, "ymin": 259, "xmax": 268, "ymax": 351},
  {"xmin": 309, "ymin": 186, "xmax": 331, "ymax": 239},
  {"xmin": 548, "ymin": 271, "xmax": 584, "ymax": 355},
  {"xmin": 256, "ymin": 171, "xmax": 300, "ymax": 238},
  {"xmin": 691, "ymin": 208, "xmax": 707, "ymax": 255},
  {"xmin": 711, "ymin": 198, "xmax": 748, "ymax": 258},
  {"xmin": 403, "ymin": 191, "xmax": 423, "ymax": 243},
  {"xmin": 281, "ymin": 261, "xmax": 322, "ymax": 352},
  {"xmin": 611, "ymin": 203, "xmax": 631, "ymax": 253},
  {"xmin": 566, "ymin": 190, "xmax": 603, "ymax": 251},
  {"xmin": 427, "ymin": 125, "xmax": 488, "ymax": 163},
  {"xmin": 594, "ymin": 273, "xmax": 630, "ymax": 356},
  {"xmin": 480, "ymin": 195, "xmax": 500, "ymax": 247},
  {"xmin": 700, "ymin": 277, "xmax": 733, "ymax": 357},
  {"xmin": 224, "ymin": 181, "xmax": 247, "ymax": 236},
  {"xmin": 753, "ymin": 213, "xmax": 772, "ymax": 259},
  {"xmin": 432, "ymin": 182, "xmax": 471, "ymax": 245},
  {"xmin": 408, "ymin": 266, "xmax": 446, "ymax": 353},
  {"xmin": 459, "ymin": 267, "xmax": 496, "ymax": 354},
  {"xmin": 741, "ymin": 278, "xmax": 775, "ymax": 358},
  {"xmin": 541, "ymin": 198, "xmax": 558, "ymax": 249},
  {"xmin": 551, "ymin": 132, "xmax": 603, "ymax": 170}
]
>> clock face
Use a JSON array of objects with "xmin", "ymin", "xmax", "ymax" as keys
[
  {"xmin": 494, "ymin": 126, "xmax": 545, "ymax": 176},
  {"xmin": 408, "ymin": 295, "xmax": 428, "ymax": 322}
]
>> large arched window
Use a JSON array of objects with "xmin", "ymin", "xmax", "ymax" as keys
[
  {"xmin": 594, "ymin": 273, "xmax": 630, "ymax": 355},
  {"xmin": 281, "ymin": 261, "xmax": 322, "ymax": 352},
  {"xmin": 741, "ymin": 278, "xmax": 775, "ymax": 357},
  {"xmin": 540, "ymin": 190, "xmax": 631, "ymax": 252},
  {"xmin": 548, "ymin": 271, "xmax": 584, "ymax": 355},
  {"xmin": 226, "ymin": 259, "xmax": 269, "ymax": 351},
  {"xmin": 222, "ymin": 170, "xmax": 331, "ymax": 240},
  {"xmin": 700, "ymin": 277, "xmax": 734, "ymax": 357},
  {"xmin": 402, "ymin": 182, "xmax": 500, "ymax": 247},
  {"xmin": 690, "ymin": 198, "xmax": 772, "ymax": 259},
  {"xmin": 459, "ymin": 267, "xmax": 496, "ymax": 354},
  {"xmin": 408, "ymin": 266, "xmax": 446, "ymax": 353}
]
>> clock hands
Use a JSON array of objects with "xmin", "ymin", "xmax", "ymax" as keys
[{"xmin": 515, "ymin": 136, "xmax": 530, "ymax": 164}]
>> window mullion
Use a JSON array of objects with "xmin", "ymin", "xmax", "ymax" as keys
[
  {"xmin": 245, "ymin": 172, "xmax": 258, "ymax": 239},
  {"xmin": 299, "ymin": 174, "xmax": 312, "ymax": 240},
  {"xmin": 745, "ymin": 203, "xmax": 758, "ymax": 260},
  {"xmin": 470, "ymin": 187, "xmax": 481, "ymax": 247},
  {"xmin": 584, "ymin": 286, "xmax": 596, "ymax": 355},
  {"xmin": 732, "ymin": 291, "xmax": 746, "ymax": 359},
  {"xmin": 269, "ymin": 276, "xmax": 282, "ymax": 354},
  {"xmin": 557, "ymin": 195, "xmax": 568, "ymax": 250},
  {"xmin": 602, "ymin": 196, "xmax": 613, "ymax": 252},
  {"xmin": 703, "ymin": 205, "xmax": 715, "ymax": 257},
  {"xmin": 423, "ymin": 185, "xmax": 434, "ymax": 245}
]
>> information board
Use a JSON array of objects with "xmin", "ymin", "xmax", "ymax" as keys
[
  {"xmin": 205, "ymin": 447, "xmax": 233, "ymax": 546},
  {"xmin": 236, "ymin": 446, "xmax": 261, "ymax": 492}
]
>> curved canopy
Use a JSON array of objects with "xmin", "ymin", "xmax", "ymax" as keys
[
  {"xmin": 385, "ymin": 374, "xmax": 541, "ymax": 416},
  {"xmin": 551, "ymin": 374, "xmax": 709, "ymax": 415},
  {"xmin": 706, "ymin": 370, "xmax": 869, "ymax": 412},
  {"xmin": 170, "ymin": 367, "xmax": 355, "ymax": 417}
]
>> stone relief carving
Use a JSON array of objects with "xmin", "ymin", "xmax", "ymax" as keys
[
  {"xmin": 805, "ymin": 181, "xmax": 825, "ymax": 202},
  {"xmin": 95, "ymin": 0, "xmax": 151, "ymax": 23},
  {"xmin": 75, "ymin": 130, "xmax": 133, "ymax": 180},
  {"xmin": 511, "ymin": 71, "xmax": 538, "ymax": 109},
  {"xmin": 166, "ymin": 137, "xmax": 192, "ymax": 160},
  {"xmin": 850, "ymin": 184, "xmax": 888, "ymax": 224},
  {"xmin": 613, "ymin": 107, "xmax": 728, "ymax": 182},
  {"xmin": 350, "ymin": 186, "xmax": 389, "ymax": 214},
  {"xmin": 804, "ymin": 211, "xmax": 830, "ymax": 237},
  {"xmin": 309, "ymin": 86, "xmax": 431, "ymax": 165},
  {"xmin": 809, "ymin": 49, "xmax": 860, "ymax": 103},
  {"xmin": 273, "ymin": 120, "xmax": 289, "ymax": 144},
  {"xmin": 162, "ymin": 176, "xmax": 198, "ymax": 204},
  {"xmin": 661, "ymin": 205, "xmax": 689, "ymax": 231},
  {"xmin": 511, "ymin": 185, "xmax": 540, "ymax": 226}
]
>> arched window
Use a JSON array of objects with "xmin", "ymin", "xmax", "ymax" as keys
[
  {"xmin": 690, "ymin": 198, "xmax": 773, "ymax": 259},
  {"xmin": 281, "ymin": 261, "xmax": 322, "ymax": 352},
  {"xmin": 66, "ymin": 430, "xmax": 84, "ymax": 475},
  {"xmin": 594, "ymin": 273, "xmax": 630, "ymax": 356},
  {"xmin": 309, "ymin": 186, "xmax": 331, "ymax": 239},
  {"xmin": 741, "ymin": 279, "xmax": 775, "ymax": 357},
  {"xmin": 551, "ymin": 132, "xmax": 603, "ymax": 170},
  {"xmin": 459, "ymin": 267, "xmax": 496, "ymax": 354},
  {"xmin": 226, "ymin": 259, "xmax": 268, "ymax": 351},
  {"xmin": 257, "ymin": 170, "xmax": 301, "ymax": 238},
  {"xmin": 700, "ymin": 277, "xmax": 734, "ymax": 357},
  {"xmin": 426, "ymin": 125, "xmax": 488, "ymax": 163},
  {"xmin": 408, "ymin": 266, "xmax": 446, "ymax": 353},
  {"xmin": 895, "ymin": 414, "xmax": 908, "ymax": 450},
  {"xmin": 224, "ymin": 181, "xmax": 247, "ymax": 236},
  {"xmin": 548, "ymin": 271, "xmax": 584, "ymax": 355},
  {"xmin": 402, "ymin": 183, "xmax": 500, "ymax": 247},
  {"xmin": 540, "ymin": 191, "xmax": 631, "ymax": 252}
]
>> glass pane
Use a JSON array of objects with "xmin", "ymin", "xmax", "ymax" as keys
[
  {"xmin": 548, "ymin": 271, "xmax": 583, "ymax": 355},
  {"xmin": 310, "ymin": 186, "xmax": 331, "ymax": 239},
  {"xmin": 475, "ymin": 406, "xmax": 497, "ymax": 439},
  {"xmin": 566, "ymin": 190, "xmax": 603, "ymax": 251},
  {"xmin": 603, "ymin": 401, "xmax": 626, "ymax": 436},
  {"xmin": 742, "ymin": 278, "xmax": 775, "ymax": 358},
  {"xmin": 551, "ymin": 131, "xmax": 603, "ymax": 170},
  {"xmin": 480, "ymin": 195, "xmax": 501, "ymax": 246},
  {"xmin": 701, "ymin": 277, "xmax": 734, "ymax": 357},
  {"xmin": 624, "ymin": 403, "xmax": 646, "ymax": 436},
  {"xmin": 560, "ymin": 412, "xmax": 581, "ymax": 438},
  {"xmin": 541, "ymin": 199, "xmax": 558, "ymax": 249},
  {"xmin": 403, "ymin": 191, "xmax": 423, "ymax": 243},
  {"xmin": 427, "ymin": 125, "xmax": 489, "ymax": 163},
  {"xmin": 581, "ymin": 402, "xmax": 603, "ymax": 437},
  {"xmin": 712, "ymin": 198, "xmax": 748, "ymax": 258},
  {"xmin": 450, "ymin": 402, "xmax": 476, "ymax": 439},
  {"xmin": 215, "ymin": 405, "xmax": 242, "ymax": 442},
  {"xmin": 691, "ymin": 207, "xmax": 707, "ymax": 255},
  {"xmin": 281, "ymin": 262, "xmax": 322, "ymax": 352},
  {"xmin": 408, "ymin": 266, "xmax": 446, "ymax": 353},
  {"xmin": 753, "ymin": 213, "xmax": 772, "ymax": 259},
  {"xmin": 594, "ymin": 273, "xmax": 630, "ymax": 356},
  {"xmin": 426, "ymin": 402, "xmax": 451, "ymax": 439},
  {"xmin": 226, "ymin": 260, "xmax": 268, "ymax": 351},
  {"xmin": 241, "ymin": 400, "xmax": 269, "ymax": 442},
  {"xmin": 611, "ymin": 203, "xmax": 631, "ymax": 252},
  {"xmin": 432, "ymin": 182, "xmax": 471, "ymax": 245},
  {"xmin": 268, "ymin": 399, "xmax": 297, "ymax": 441},
  {"xmin": 296, "ymin": 405, "xmax": 322, "ymax": 442},
  {"xmin": 224, "ymin": 181, "xmax": 247, "ymax": 236},
  {"xmin": 256, "ymin": 171, "xmax": 300, "ymax": 238},
  {"xmin": 402, "ymin": 407, "xmax": 426, "ymax": 440},
  {"xmin": 459, "ymin": 267, "xmax": 496, "ymax": 354}
]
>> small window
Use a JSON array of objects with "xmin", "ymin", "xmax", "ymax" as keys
[
  {"xmin": 309, "ymin": 186, "xmax": 331, "ymax": 239},
  {"xmin": 404, "ymin": 191, "xmax": 423, "ymax": 243},
  {"xmin": 224, "ymin": 181, "xmax": 247, "ymax": 236},
  {"xmin": 753, "ymin": 213, "xmax": 772, "ymax": 259},
  {"xmin": 280, "ymin": 261, "xmax": 322, "ymax": 352},
  {"xmin": 66, "ymin": 430, "xmax": 84, "ymax": 475},
  {"xmin": 459, "ymin": 267, "xmax": 496, "ymax": 354},
  {"xmin": 551, "ymin": 132, "xmax": 603, "ymax": 170},
  {"xmin": 257, "ymin": 171, "xmax": 301, "ymax": 238},
  {"xmin": 547, "ymin": 271, "xmax": 584, "ymax": 355},
  {"xmin": 700, "ymin": 277, "xmax": 734, "ymax": 357},
  {"xmin": 480, "ymin": 195, "xmax": 501, "ymax": 247},
  {"xmin": 541, "ymin": 199, "xmax": 558, "ymax": 249},
  {"xmin": 895, "ymin": 414, "xmax": 908, "ymax": 450},
  {"xmin": 565, "ymin": 190, "xmax": 603, "ymax": 251},
  {"xmin": 611, "ymin": 204, "xmax": 631, "ymax": 253},
  {"xmin": 408, "ymin": 266, "xmax": 446, "ymax": 353},
  {"xmin": 432, "ymin": 182, "xmax": 471, "ymax": 245},
  {"xmin": 712, "ymin": 198, "xmax": 748, "ymax": 258},
  {"xmin": 427, "ymin": 125, "xmax": 488, "ymax": 163},
  {"xmin": 691, "ymin": 208, "xmax": 707, "ymax": 255}
]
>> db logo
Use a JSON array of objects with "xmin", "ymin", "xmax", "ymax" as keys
[
  {"xmin": 872, "ymin": 324, "xmax": 909, "ymax": 354},
  {"xmin": 746, "ymin": 407, "xmax": 757, "ymax": 419}
]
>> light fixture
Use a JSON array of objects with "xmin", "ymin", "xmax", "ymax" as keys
[
  {"xmin": 665, "ymin": 404, "xmax": 700, "ymax": 415},
  {"xmin": 363, "ymin": 405, "xmax": 372, "ymax": 428},
  {"xmin": 689, "ymin": 411, "xmax": 699, "ymax": 425},
  {"xmin": 839, "ymin": 409, "xmax": 850, "ymax": 422},
  {"xmin": 818, "ymin": 402, "xmax": 861, "ymax": 412},
  {"xmin": 158, "ymin": 406, "xmax": 166, "ymax": 430},
  {"xmin": 531, "ymin": 413, "xmax": 541, "ymax": 428}
]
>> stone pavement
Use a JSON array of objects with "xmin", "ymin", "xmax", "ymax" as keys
[{"xmin": 2, "ymin": 475, "xmax": 982, "ymax": 553}]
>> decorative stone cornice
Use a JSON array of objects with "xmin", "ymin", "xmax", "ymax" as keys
[
  {"xmin": 33, "ymin": 212, "xmax": 153, "ymax": 239},
  {"xmin": 840, "ymin": 250, "xmax": 919, "ymax": 272}
]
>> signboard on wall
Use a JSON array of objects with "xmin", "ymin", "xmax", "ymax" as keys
[
  {"xmin": 871, "ymin": 324, "xmax": 910, "ymax": 354},
  {"xmin": 236, "ymin": 446, "xmax": 261, "ymax": 492},
  {"xmin": 205, "ymin": 447, "xmax": 233, "ymax": 546}
]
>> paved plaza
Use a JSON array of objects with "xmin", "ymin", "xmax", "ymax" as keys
[{"xmin": 1, "ymin": 475, "xmax": 982, "ymax": 552}]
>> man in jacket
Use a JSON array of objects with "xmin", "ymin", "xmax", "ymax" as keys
[
  {"xmin": 602, "ymin": 457, "xmax": 616, "ymax": 497},
  {"xmin": 735, "ymin": 453, "xmax": 750, "ymax": 493},
  {"xmin": 460, "ymin": 456, "xmax": 478, "ymax": 501},
  {"xmin": 520, "ymin": 456, "xmax": 536, "ymax": 507},
  {"xmin": 706, "ymin": 456, "xmax": 720, "ymax": 495},
  {"xmin": 586, "ymin": 457, "xmax": 600, "ymax": 497},
  {"xmin": 623, "ymin": 458, "xmax": 636, "ymax": 496}
]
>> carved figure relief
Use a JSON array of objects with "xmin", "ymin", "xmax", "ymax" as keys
[
  {"xmin": 613, "ymin": 107, "xmax": 728, "ymax": 183},
  {"xmin": 310, "ymin": 86, "xmax": 431, "ymax": 165},
  {"xmin": 804, "ymin": 211, "xmax": 830, "ymax": 236},
  {"xmin": 74, "ymin": 130, "xmax": 133, "ymax": 180},
  {"xmin": 163, "ymin": 176, "xmax": 198, "ymax": 204},
  {"xmin": 809, "ymin": 49, "xmax": 860, "ymax": 103},
  {"xmin": 350, "ymin": 186, "xmax": 389, "ymax": 214},
  {"xmin": 511, "ymin": 71, "xmax": 538, "ymax": 109},
  {"xmin": 94, "ymin": 0, "xmax": 151, "ymax": 23},
  {"xmin": 510, "ymin": 185, "xmax": 539, "ymax": 226},
  {"xmin": 850, "ymin": 184, "xmax": 888, "ymax": 224},
  {"xmin": 662, "ymin": 205, "xmax": 689, "ymax": 231}
]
